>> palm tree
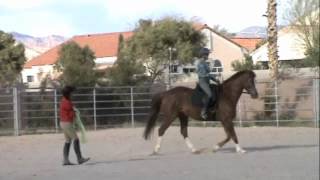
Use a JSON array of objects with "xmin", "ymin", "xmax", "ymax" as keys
[{"xmin": 267, "ymin": 0, "xmax": 279, "ymax": 80}]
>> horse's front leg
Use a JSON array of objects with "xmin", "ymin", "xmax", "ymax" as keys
[
  {"xmin": 228, "ymin": 122, "xmax": 246, "ymax": 153},
  {"xmin": 214, "ymin": 121, "xmax": 246, "ymax": 153}
]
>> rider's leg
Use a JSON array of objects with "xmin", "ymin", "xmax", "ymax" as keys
[{"xmin": 199, "ymin": 77, "xmax": 212, "ymax": 119}]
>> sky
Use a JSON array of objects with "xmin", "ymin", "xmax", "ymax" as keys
[{"xmin": 0, "ymin": 0, "xmax": 291, "ymax": 37}]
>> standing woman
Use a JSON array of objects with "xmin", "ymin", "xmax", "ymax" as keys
[{"xmin": 60, "ymin": 86, "xmax": 90, "ymax": 165}]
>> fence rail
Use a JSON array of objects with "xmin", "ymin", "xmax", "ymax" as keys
[{"xmin": 0, "ymin": 78, "xmax": 319, "ymax": 136}]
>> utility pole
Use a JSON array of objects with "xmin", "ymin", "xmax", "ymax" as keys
[{"xmin": 168, "ymin": 47, "xmax": 176, "ymax": 89}]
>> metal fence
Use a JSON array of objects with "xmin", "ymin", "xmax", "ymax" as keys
[{"xmin": 0, "ymin": 78, "xmax": 319, "ymax": 136}]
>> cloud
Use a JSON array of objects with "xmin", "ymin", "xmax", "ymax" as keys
[
  {"xmin": 0, "ymin": 0, "xmax": 291, "ymax": 36},
  {"xmin": 0, "ymin": 11, "xmax": 76, "ymax": 36},
  {"xmin": 101, "ymin": 0, "xmax": 269, "ymax": 32},
  {"xmin": 0, "ymin": 0, "xmax": 54, "ymax": 10}
]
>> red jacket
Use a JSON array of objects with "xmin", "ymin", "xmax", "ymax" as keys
[{"xmin": 60, "ymin": 97, "xmax": 75, "ymax": 122}]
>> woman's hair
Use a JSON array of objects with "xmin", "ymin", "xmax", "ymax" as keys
[{"xmin": 61, "ymin": 86, "xmax": 75, "ymax": 99}]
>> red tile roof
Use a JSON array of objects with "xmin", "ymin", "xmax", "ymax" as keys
[
  {"xmin": 24, "ymin": 31, "xmax": 133, "ymax": 68},
  {"xmin": 230, "ymin": 37, "xmax": 263, "ymax": 52}
]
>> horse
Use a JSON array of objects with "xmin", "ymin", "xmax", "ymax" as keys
[{"xmin": 143, "ymin": 70, "xmax": 258, "ymax": 154}]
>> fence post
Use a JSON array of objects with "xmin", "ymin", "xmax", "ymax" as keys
[
  {"xmin": 54, "ymin": 89, "xmax": 58, "ymax": 133},
  {"xmin": 313, "ymin": 79, "xmax": 319, "ymax": 128},
  {"xmin": 130, "ymin": 87, "xmax": 135, "ymax": 128},
  {"xmin": 13, "ymin": 87, "xmax": 19, "ymax": 136},
  {"xmin": 275, "ymin": 80, "xmax": 279, "ymax": 127},
  {"xmin": 93, "ymin": 88, "xmax": 97, "ymax": 130}
]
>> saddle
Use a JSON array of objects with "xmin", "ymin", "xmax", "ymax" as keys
[{"xmin": 191, "ymin": 83, "xmax": 220, "ymax": 120}]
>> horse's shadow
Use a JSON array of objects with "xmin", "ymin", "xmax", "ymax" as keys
[
  {"xmin": 217, "ymin": 144, "xmax": 318, "ymax": 153},
  {"xmin": 84, "ymin": 144, "xmax": 318, "ymax": 166}
]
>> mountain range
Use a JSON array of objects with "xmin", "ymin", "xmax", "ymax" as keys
[
  {"xmin": 235, "ymin": 26, "xmax": 267, "ymax": 38},
  {"xmin": 11, "ymin": 26, "xmax": 268, "ymax": 59},
  {"xmin": 11, "ymin": 32, "xmax": 67, "ymax": 53}
]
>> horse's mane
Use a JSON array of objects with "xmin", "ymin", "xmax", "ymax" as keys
[{"xmin": 223, "ymin": 70, "xmax": 256, "ymax": 84}]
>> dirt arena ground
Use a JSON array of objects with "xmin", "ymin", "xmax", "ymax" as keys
[{"xmin": 0, "ymin": 127, "xmax": 319, "ymax": 180}]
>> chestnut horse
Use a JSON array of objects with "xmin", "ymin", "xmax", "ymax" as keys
[{"xmin": 144, "ymin": 70, "xmax": 258, "ymax": 154}]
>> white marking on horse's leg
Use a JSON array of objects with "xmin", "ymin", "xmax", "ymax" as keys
[
  {"xmin": 154, "ymin": 136, "xmax": 162, "ymax": 153},
  {"xmin": 185, "ymin": 137, "xmax": 197, "ymax": 153},
  {"xmin": 235, "ymin": 144, "xmax": 246, "ymax": 153},
  {"xmin": 213, "ymin": 144, "xmax": 221, "ymax": 152}
]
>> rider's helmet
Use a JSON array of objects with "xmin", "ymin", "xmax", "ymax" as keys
[{"xmin": 199, "ymin": 47, "xmax": 210, "ymax": 58}]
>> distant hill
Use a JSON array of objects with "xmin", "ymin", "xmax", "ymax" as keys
[
  {"xmin": 235, "ymin": 26, "xmax": 267, "ymax": 38},
  {"xmin": 11, "ymin": 32, "xmax": 67, "ymax": 53}
]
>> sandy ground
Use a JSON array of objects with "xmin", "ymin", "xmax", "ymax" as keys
[{"xmin": 0, "ymin": 127, "xmax": 319, "ymax": 180}]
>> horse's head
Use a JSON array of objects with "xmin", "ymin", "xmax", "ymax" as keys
[{"xmin": 242, "ymin": 71, "xmax": 259, "ymax": 99}]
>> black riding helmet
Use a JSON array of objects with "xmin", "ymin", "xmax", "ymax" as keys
[
  {"xmin": 62, "ymin": 85, "xmax": 75, "ymax": 99},
  {"xmin": 199, "ymin": 47, "xmax": 210, "ymax": 58}
]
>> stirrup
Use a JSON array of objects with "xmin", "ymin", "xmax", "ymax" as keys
[{"xmin": 201, "ymin": 111, "xmax": 208, "ymax": 119}]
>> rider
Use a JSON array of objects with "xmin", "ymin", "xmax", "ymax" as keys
[{"xmin": 196, "ymin": 47, "xmax": 219, "ymax": 119}]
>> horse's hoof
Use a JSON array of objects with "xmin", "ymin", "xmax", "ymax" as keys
[
  {"xmin": 212, "ymin": 149, "xmax": 218, "ymax": 153},
  {"xmin": 212, "ymin": 145, "xmax": 220, "ymax": 153},
  {"xmin": 150, "ymin": 151, "xmax": 159, "ymax": 156},
  {"xmin": 237, "ymin": 149, "xmax": 247, "ymax": 154},
  {"xmin": 192, "ymin": 150, "xmax": 201, "ymax": 154}
]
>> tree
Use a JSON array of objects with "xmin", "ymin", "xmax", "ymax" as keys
[
  {"xmin": 123, "ymin": 17, "xmax": 206, "ymax": 83},
  {"xmin": 0, "ymin": 31, "xmax": 26, "ymax": 87},
  {"xmin": 106, "ymin": 34, "xmax": 146, "ymax": 86},
  {"xmin": 54, "ymin": 41, "xmax": 97, "ymax": 87},
  {"xmin": 267, "ymin": 0, "xmax": 279, "ymax": 80},
  {"xmin": 231, "ymin": 55, "xmax": 261, "ymax": 71},
  {"xmin": 285, "ymin": 0, "xmax": 320, "ymax": 69},
  {"xmin": 212, "ymin": 25, "xmax": 236, "ymax": 38}
]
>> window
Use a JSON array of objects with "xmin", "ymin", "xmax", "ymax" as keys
[
  {"xmin": 27, "ymin": 76, "xmax": 34, "ymax": 82},
  {"xmin": 183, "ymin": 67, "xmax": 196, "ymax": 74},
  {"xmin": 169, "ymin": 64, "xmax": 179, "ymax": 73}
]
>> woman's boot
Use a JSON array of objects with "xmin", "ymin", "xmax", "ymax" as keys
[
  {"xmin": 63, "ymin": 142, "xmax": 75, "ymax": 165},
  {"xmin": 74, "ymin": 139, "xmax": 90, "ymax": 164}
]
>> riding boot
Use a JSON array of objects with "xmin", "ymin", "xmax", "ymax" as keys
[
  {"xmin": 201, "ymin": 98, "xmax": 211, "ymax": 119},
  {"xmin": 74, "ymin": 139, "xmax": 90, "ymax": 164},
  {"xmin": 63, "ymin": 142, "xmax": 75, "ymax": 166}
]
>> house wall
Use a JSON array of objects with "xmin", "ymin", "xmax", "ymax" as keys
[
  {"xmin": 169, "ymin": 29, "xmax": 247, "ymax": 84},
  {"xmin": 22, "ymin": 65, "xmax": 54, "ymax": 87},
  {"xmin": 202, "ymin": 29, "xmax": 246, "ymax": 73},
  {"xmin": 21, "ymin": 56, "xmax": 116, "ymax": 87}
]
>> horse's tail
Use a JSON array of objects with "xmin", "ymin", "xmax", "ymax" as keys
[{"xmin": 144, "ymin": 92, "xmax": 163, "ymax": 140}]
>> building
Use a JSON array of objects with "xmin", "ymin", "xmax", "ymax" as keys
[
  {"xmin": 169, "ymin": 24, "xmax": 248, "ymax": 84},
  {"xmin": 22, "ymin": 32, "xmax": 133, "ymax": 87},
  {"xmin": 231, "ymin": 37, "xmax": 263, "ymax": 52},
  {"xmin": 22, "ymin": 24, "xmax": 250, "ymax": 87},
  {"xmin": 250, "ymin": 26, "xmax": 306, "ymax": 68}
]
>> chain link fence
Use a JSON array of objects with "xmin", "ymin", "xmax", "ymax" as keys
[{"xmin": 0, "ymin": 78, "xmax": 319, "ymax": 136}]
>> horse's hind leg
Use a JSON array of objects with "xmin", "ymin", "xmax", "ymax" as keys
[
  {"xmin": 213, "ymin": 135, "xmax": 230, "ymax": 152},
  {"xmin": 179, "ymin": 113, "xmax": 197, "ymax": 153},
  {"xmin": 153, "ymin": 114, "xmax": 175, "ymax": 154}
]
